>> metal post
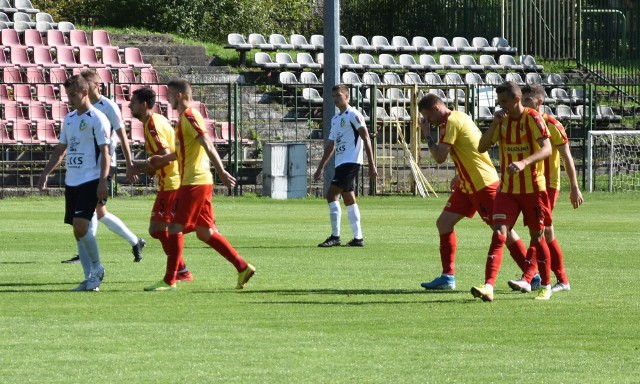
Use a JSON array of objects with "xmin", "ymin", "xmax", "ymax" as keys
[
  {"xmin": 233, "ymin": 82, "xmax": 239, "ymax": 196},
  {"xmin": 322, "ymin": 0, "xmax": 340, "ymax": 195}
]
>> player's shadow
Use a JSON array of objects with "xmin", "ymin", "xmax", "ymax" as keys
[{"xmin": 0, "ymin": 261, "xmax": 37, "ymax": 264}]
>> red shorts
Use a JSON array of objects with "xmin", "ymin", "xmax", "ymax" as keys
[
  {"xmin": 444, "ymin": 181, "xmax": 499, "ymax": 226},
  {"xmin": 150, "ymin": 189, "xmax": 178, "ymax": 223},
  {"xmin": 492, "ymin": 191, "xmax": 551, "ymax": 230},
  {"xmin": 544, "ymin": 188, "xmax": 560, "ymax": 226},
  {"xmin": 171, "ymin": 184, "xmax": 215, "ymax": 233}
]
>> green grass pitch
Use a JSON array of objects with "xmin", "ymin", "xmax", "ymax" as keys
[{"xmin": 1, "ymin": 193, "xmax": 639, "ymax": 383}]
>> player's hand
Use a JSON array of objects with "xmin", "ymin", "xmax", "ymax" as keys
[
  {"xmin": 450, "ymin": 174, "xmax": 460, "ymax": 191},
  {"xmin": 313, "ymin": 168, "xmax": 322, "ymax": 182},
  {"xmin": 570, "ymin": 188, "xmax": 583, "ymax": 209},
  {"xmin": 218, "ymin": 170, "xmax": 236, "ymax": 189},
  {"xmin": 507, "ymin": 160, "xmax": 524, "ymax": 174},
  {"xmin": 419, "ymin": 116, "xmax": 430, "ymax": 132},
  {"xmin": 125, "ymin": 164, "xmax": 139, "ymax": 183},
  {"xmin": 37, "ymin": 174, "xmax": 48, "ymax": 191},
  {"xmin": 97, "ymin": 178, "xmax": 109, "ymax": 200},
  {"xmin": 492, "ymin": 109, "xmax": 507, "ymax": 125},
  {"xmin": 368, "ymin": 164, "xmax": 378, "ymax": 179}
]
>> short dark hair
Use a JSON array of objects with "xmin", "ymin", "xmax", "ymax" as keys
[
  {"xmin": 496, "ymin": 81, "xmax": 522, "ymax": 98},
  {"xmin": 331, "ymin": 83, "xmax": 350, "ymax": 96},
  {"xmin": 521, "ymin": 83, "xmax": 545, "ymax": 101},
  {"xmin": 79, "ymin": 69, "xmax": 99, "ymax": 83},
  {"xmin": 418, "ymin": 93, "xmax": 443, "ymax": 111},
  {"xmin": 63, "ymin": 74, "xmax": 89, "ymax": 90},
  {"xmin": 131, "ymin": 87, "xmax": 156, "ymax": 108},
  {"xmin": 167, "ymin": 78, "xmax": 192, "ymax": 96}
]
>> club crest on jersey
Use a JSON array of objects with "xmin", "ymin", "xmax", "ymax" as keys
[
  {"xmin": 340, "ymin": 118, "xmax": 346, "ymax": 127},
  {"xmin": 79, "ymin": 120, "xmax": 87, "ymax": 131}
]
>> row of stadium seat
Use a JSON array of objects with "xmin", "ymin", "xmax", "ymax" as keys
[
  {"xmin": 0, "ymin": 0, "xmax": 39, "ymax": 16},
  {"xmin": 2, "ymin": 67, "xmax": 158, "ymax": 84},
  {"xmin": 229, "ymin": 33, "xmax": 517, "ymax": 55},
  {"xmin": 0, "ymin": 45, "xmax": 151, "ymax": 69},
  {"xmin": 255, "ymin": 52, "xmax": 542, "ymax": 72},
  {"xmin": 1, "ymin": 28, "xmax": 114, "ymax": 51}
]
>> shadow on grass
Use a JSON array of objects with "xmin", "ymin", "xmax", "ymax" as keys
[{"xmin": 0, "ymin": 261, "xmax": 37, "ymax": 264}]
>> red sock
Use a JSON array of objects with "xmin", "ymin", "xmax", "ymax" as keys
[
  {"xmin": 522, "ymin": 245, "xmax": 539, "ymax": 282},
  {"xmin": 153, "ymin": 230, "xmax": 186, "ymax": 272},
  {"xmin": 534, "ymin": 239, "xmax": 551, "ymax": 286},
  {"xmin": 206, "ymin": 231, "xmax": 247, "ymax": 272},
  {"xmin": 440, "ymin": 231, "xmax": 456, "ymax": 275},
  {"xmin": 162, "ymin": 233, "xmax": 183, "ymax": 285},
  {"xmin": 485, "ymin": 232, "xmax": 506, "ymax": 286},
  {"xmin": 548, "ymin": 239, "xmax": 568, "ymax": 284},
  {"xmin": 507, "ymin": 239, "xmax": 528, "ymax": 273}
]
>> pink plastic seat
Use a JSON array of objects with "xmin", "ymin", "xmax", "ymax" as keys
[
  {"xmin": 23, "ymin": 28, "xmax": 45, "ymax": 48},
  {"xmin": 26, "ymin": 103, "xmax": 48, "ymax": 121},
  {"xmin": 10, "ymin": 46, "xmax": 38, "ymax": 68},
  {"xmin": 48, "ymin": 67, "xmax": 68, "ymax": 83},
  {"xmin": 78, "ymin": 46, "xmax": 107, "ymax": 67},
  {"xmin": 95, "ymin": 67, "xmax": 114, "ymax": 83},
  {"xmin": 1, "ymin": 29, "xmax": 22, "ymax": 47},
  {"xmin": 33, "ymin": 46, "xmax": 59, "ymax": 68},
  {"xmin": 123, "ymin": 47, "xmax": 152, "ymax": 68},
  {"xmin": 25, "ymin": 67, "xmax": 45, "ymax": 83},
  {"xmin": 129, "ymin": 119, "xmax": 145, "ymax": 143},
  {"xmin": 46, "ymin": 29, "xmax": 66, "ymax": 47},
  {"xmin": 34, "ymin": 120, "xmax": 59, "ymax": 144},
  {"xmin": 3, "ymin": 66, "xmax": 23, "ymax": 83},
  {"xmin": 55, "ymin": 46, "xmax": 84, "ymax": 68},
  {"xmin": 0, "ymin": 122, "xmax": 17, "ymax": 144},
  {"xmin": 91, "ymin": 29, "xmax": 112, "ymax": 48},
  {"xmin": 139, "ymin": 68, "xmax": 158, "ymax": 83},
  {"xmin": 68, "ymin": 29, "xmax": 89, "ymax": 49},
  {"xmin": 49, "ymin": 101, "xmax": 69, "ymax": 124},
  {"xmin": 13, "ymin": 120, "xmax": 40, "ymax": 144},
  {"xmin": 35, "ymin": 84, "xmax": 56, "ymax": 103},
  {"xmin": 2, "ymin": 102, "xmax": 23, "ymax": 124},
  {"xmin": 101, "ymin": 46, "xmax": 128, "ymax": 69},
  {"xmin": 0, "ymin": 49, "xmax": 16, "ymax": 68},
  {"xmin": 117, "ymin": 67, "xmax": 136, "ymax": 83},
  {"xmin": 12, "ymin": 84, "xmax": 33, "ymax": 104}
]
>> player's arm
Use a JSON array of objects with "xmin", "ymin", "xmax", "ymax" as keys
[
  {"xmin": 427, "ymin": 139, "xmax": 451, "ymax": 164},
  {"xmin": 97, "ymin": 143, "xmax": 110, "ymax": 200},
  {"xmin": 508, "ymin": 137, "xmax": 551, "ymax": 174},
  {"xmin": 478, "ymin": 111, "xmax": 504, "ymax": 153},
  {"xmin": 37, "ymin": 143, "xmax": 67, "ymax": 191},
  {"xmin": 557, "ymin": 143, "xmax": 584, "ymax": 209},
  {"xmin": 196, "ymin": 132, "xmax": 236, "ymax": 189},
  {"xmin": 358, "ymin": 126, "xmax": 377, "ymax": 179},
  {"xmin": 134, "ymin": 149, "xmax": 175, "ymax": 173},
  {"xmin": 313, "ymin": 140, "xmax": 335, "ymax": 181},
  {"xmin": 115, "ymin": 127, "xmax": 138, "ymax": 183}
]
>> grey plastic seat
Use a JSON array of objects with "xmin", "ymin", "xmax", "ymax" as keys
[
  {"xmin": 545, "ymin": 73, "xmax": 565, "ymax": 86},
  {"xmin": 492, "ymin": 37, "xmax": 517, "ymax": 53},
  {"xmin": 254, "ymin": 52, "xmax": 279, "ymax": 69},
  {"xmin": 339, "ymin": 35, "xmax": 356, "ymax": 51},
  {"xmin": 520, "ymin": 55, "xmax": 543, "ymax": 71},
  {"xmin": 392, "ymin": 36, "xmax": 418, "ymax": 53},
  {"xmin": 13, "ymin": 11, "xmax": 36, "ymax": 28},
  {"xmin": 432, "ymin": 36, "xmax": 457, "ymax": 53},
  {"xmin": 227, "ymin": 33, "xmax": 252, "ymax": 50},
  {"xmin": 597, "ymin": 106, "xmax": 622, "ymax": 122},
  {"xmin": 0, "ymin": 0, "xmax": 17, "ymax": 15},
  {"xmin": 555, "ymin": 105, "xmax": 581, "ymax": 121},
  {"xmin": 459, "ymin": 54, "xmax": 483, "ymax": 71},
  {"xmin": 290, "ymin": 34, "xmax": 314, "ymax": 51},
  {"xmin": 275, "ymin": 52, "xmax": 302, "ymax": 70},
  {"xmin": 365, "ymin": 88, "xmax": 387, "ymax": 105},
  {"xmin": 375, "ymin": 106, "xmax": 393, "ymax": 121},
  {"xmin": 372, "ymin": 35, "xmax": 397, "ymax": 52},
  {"xmin": 351, "ymin": 35, "xmax": 376, "ymax": 52},
  {"xmin": 0, "ymin": 11, "xmax": 13, "ymax": 28},
  {"xmin": 478, "ymin": 106, "xmax": 494, "ymax": 121},
  {"xmin": 452, "ymin": 37, "xmax": 477, "ymax": 52},
  {"xmin": 362, "ymin": 72, "xmax": 383, "ymax": 85},
  {"xmin": 398, "ymin": 54, "xmax": 422, "ymax": 70},
  {"xmin": 57, "ymin": 21, "xmax": 76, "ymax": 33},
  {"xmin": 296, "ymin": 52, "xmax": 321, "ymax": 69},
  {"xmin": 570, "ymin": 88, "xmax": 588, "ymax": 104},
  {"xmin": 505, "ymin": 72, "xmax": 526, "ymax": 85},
  {"xmin": 428, "ymin": 88, "xmax": 452, "ymax": 103},
  {"xmin": 248, "ymin": 33, "xmax": 274, "ymax": 50},
  {"xmin": 378, "ymin": 54, "xmax": 402, "ymax": 70},
  {"xmin": 358, "ymin": 53, "xmax": 383, "ymax": 70},
  {"xmin": 341, "ymin": 71, "xmax": 362, "ymax": 85},
  {"xmin": 439, "ymin": 54, "xmax": 464, "ymax": 70},
  {"xmin": 310, "ymin": 35, "xmax": 324, "ymax": 49},
  {"xmin": 443, "ymin": 72, "xmax": 464, "ymax": 85},
  {"xmin": 269, "ymin": 34, "xmax": 294, "ymax": 50},
  {"xmin": 424, "ymin": 72, "xmax": 444, "ymax": 85},
  {"xmin": 419, "ymin": 54, "xmax": 444, "ymax": 71},
  {"xmin": 339, "ymin": 53, "xmax": 364, "ymax": 70},
  {"xmin": 12, "ymin": 20, "xmax": 30, "ymax": 32},
  {"xmin": 383, "ymin": 72, "xmax": 404, "ymax": 85},
  {"xmin": 404, "ymin": 72, "xmax": 425, "ymax": 85},
  {"xmin": 15, "ymin": 0, "xmax": 39, "ymax": 14},
  {"xmin": 499, "ymin": 55, "xmax": 524, "ymax": 71},
  {"xmin": 390, "ymin": 106, "xmax": 412, "ymax": 121},
  {"xmin": 479, "ymin": 55, "xmax": 504, "ymax": 70},
  {"xmin": 464, "ymin": 72, "xmax": 484, "ymax": 85},
  {"xmin": 279, "ymin": 71, "xmax": 298, "ymax": 85},
  {"xmin": 485, "ymin": 72, "xmax": 504, "ymax": 85},
  {"xmin": 411, "ymin": 36, "xmax": 436, "ymax": 53},
  {"xmin": 525, "ymin": 72, "xmax": 543, "ymax": 84},
  {"xmin": 300, "ymin": 72, "xmax": 321, "ymax": 85},
  {"xmin": 448, "ymin": 88, "xmax": 466, "ymax": 105},
  {"xmin": 35, "ymin": 12, "xmax": 57, "ymax": 28},
  {"xmin": 386, "ymin": 88, "xmax": 411, "ymax": 104},
  {"xmin": 472, "ymin": 37, "xmax": 497, "ymax": 53}
]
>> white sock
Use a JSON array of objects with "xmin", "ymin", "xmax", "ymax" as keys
[
  {"xmin": 485, "ymin": 283, "xmax": 494, "ymax": 292},
  {"xmin": 89, "ymin": 212, "xmax": 98, "ymax": 237},
  {"xmin": 329, "ymin": 201, "xmax": 341, "ymax": 237},
  {"xmin": 99, "ymin": 212, "xmax": 138, "ymax": 245},
  {"xmin": 77, "ymin": 240, "xmax": 91, "ymax": 280},
  {"xmin": 346, "ymin": 204, "xmax": 362, "ymax": 240},
  {"xmin": 78, "ymin": 232, "xmax": 102, "ymax": 274}
]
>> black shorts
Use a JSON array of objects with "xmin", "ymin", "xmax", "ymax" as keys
[
  {"xmin": 331, "ymin": 163, "xmax": 360, "ymax": 192},
  {"xmin": 64, "ymin": 179, "xmax": 100, "ymax": 225}
]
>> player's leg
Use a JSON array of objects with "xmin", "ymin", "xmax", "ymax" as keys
[
  {"xmin": 318, "ymin": 183, "xmax": 344, "ymax": 247},
  {"xmin": 520, "ymin": 192, "xmax": 553, "ymax": 300},
  {"xmin": 545, "ymin": 188, "xmax": 570, "ymax": 292},
  {"xmin": 96, "ymin": 200, "xmax": 146, "ymax": 262},
  {"xmin": 339, "ymin": 164, "xmax": 364, "ymax": 246}
]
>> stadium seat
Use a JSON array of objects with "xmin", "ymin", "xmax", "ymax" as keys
[
  {"xmin": 478, "ymin": 106, "xmax": 494, "ymax": 121},
  {"xmin": 11, "ymin": 20, "xmax": 30, "ymax": 33},
  {"xmin": 26, "ymin": 103, "xmax": 47, "ymax": 122},
  {"xmin": 91, "ymin": 29, "xmax": 112, "ymax": 48},
  {"xmin": 457, "ymin": 105, "xmax": 467, "ymax": 114},
  {"xmin": 404, "ymin": 72, "xmax": 425, "ymax": 85},
  {"xmin": 49, "ymin": 101, "xmax": 70, "ymax": 124},
  {"xmin": 372, "ymin": 35, "xmax": 397, "ymax": 52},
  {"xmin": 479, "ymin": 55, "xmax": 504, "ymax": 71},
  {"xmin": 339, "ymin": 53, "xmax": 363, "ymax": 70},
  {"xmin": 3, "ymin": 66, "xmax": 22, "ymax": 82},
  {"xmin": 432, "ymin": 37, "xmax": 457, "ymax": 53},
  {"xmin": 296, "ymin": 52, "xmax": 321, "ymax": 69},
  {"xmin": 0, "ymin": 12, "xmax": 13, "ymax": 29},
  {"xmin": 217, "ymin": 121, "xmax": 250, "ymax": 144},
  {"xmin": 390, "ymin": 106, "xmax": 411, "ymax": 121},
  {"xmin": 542, "ymin": 105, "xmax": 555, "ymax": 117},
  {"xmin": 443, "ymin": 72, "xmax": 464, "ymax": 85},
  {"xmin": 362, "ymin": 72, "xmax": 383, "ymax": 85},
  {"xmin": 386, "ymin": 88, "xmax": 410, "ymax": 104},
  {"xmin": 15, "ymin": 0, "xmax": 39, "ymax": 15},
  {"xmin": 357, "ymin": 53, "xmax": 381, "ymax": 70},
  {"xmin": 139, "ymin": 68, "xmax": 158, "ymax": 83},
  {"xmin": 419, "ymin": 54, "xmax": 444, "ymax": 71},
  {"xmin": 392, "ymin": 36, "xmax": 418, "ymax": 53},
  {"xmin": 13, "ymin": 12, "xmax": 36, "ymax": 28},
  {"xmin": 383, "ymin": 72, "xmax": 403, "ymax": 85},
  {"xmin": 0, "ymin": 1, "xmax": 17, "ymax": 15},
  {"xmin": 226, "ymin": 33, "xmax": 252, "ymax": 51},
  {"xmin": 48, "ymin": 67, "xmax": 68, "ymax": 83},
  {"xmin": 520, "ymin": 55, "xmax": 543, "ymax": 72},
  {"xmin": 439, "ymin": 54, "xmax": 464, "ymax": 70},
  {"xmin": 35, "ymin": 12, "xmax": 57, "ymax": 28},
  {"xmin": 23, "ymin": 28, "xmax": 44, "ymax": 48},
  {"xmin": 253, "ymin": 52, "xmax": 279, "ymax": 69},
  {"xmin": 505, "ymin": 72, "xmax": 525, "ymax": 85},
  {"xmin": 424, "ymin": 72, "xmax": 444, "ymax": 85},
  {"xmin": 464, "ymin": 72, "xmax": 484, "ymax": 85},
  {"xmin": 101, "ymin": 46, "xmax": 128, "ymax": 68},
  {"xmin": 300, "ymin": 72, "xmax": 321, "ymax": 86},
  {"xmin": 472, "ymin": 37, "xmax": 498, "ymax": 53},
  {"xmin": 13, "ymin": 120, "xmax": 40, "ymax": 144},
  {"xmin": 555, "ymin": 105, "xmax": 580, "ymax": 121},
  {"xmin": 364, "ymin": 88, "xmax": 387, "ymax": 106},
  {"xmin": 374, "ymin": 106, "xmax": 392, "ymax": 122},
  {"xmin": 34, "ymin": 83, "xmax": 56, "ymax": 103},
  {"xmin": 290, "ymin": 34, "xmax": 315, "ymax": 51},
  {"xmin": 1, "ymin": 28, "xmax": 21, "ymax": 47},
  {"xmin": 570, "ymin": 88, "xmax": 588, "ymax": 104},
  {"xmin": 13, "ymin": 83, "xmax": 33, "ymax": 103},
  {"xmin": 32, "ymin": 46, "xmax": 58, "ymax": 68},
  {"xmin": 525, "ymin": 72, "xmax": 543, "ymax": 84},
  {"xmin": 79, "ymin": 46, "xmax": 107, "ymax": 67},
  {"xmin": 351, "ymin": 35, "xmax": 376, "ymax": 52},
  {"xmin": 449, "ymin": 88, "xmax": 466, "ymax": 105},
  {"xmin": 491, "ymin": 37, "xmax": 517, "ymax": 53},
  {"xmin": 69, "ymin": 29, "xmax": 89, "ymax": 49},
  {"xmin": 46, "ymin": 29, "xmax": 66, "ymax": 47},
  {"xmin": 309, "ymin": 34, "xmax": 324, "ymax": 49},
  {"xmin": 248, "ymin": 33, "xmax": 274, "ymax": 50},
  {"xmin": 459, "ymin": 54, "xmax": 483, "ymax": 71},
  {"xmin": 2, "ymin": 101, "xmax": 24, "ymax": 124},
  {"xmin": 35, "ymin": 20, "xmax": 52, "ymax": 34},
  {"xmin": 94, "ymin": 67, "xmax": 114, "ymax": 83},
  {"xmin": 129, "ymin": 120, "xmax": 145, "ymax": 144},
  {"xmin": 278, "ymin": 71, "xmax": 298, "ymax": 86},
  {"xmin": 301, "ymin": 88, "xmax": 323, "ymax": 105},
  {"xmin": 275, "ymin": 52, "xmax": 302, "ymax": 70},
  {"xmin": 452, "ymin": 37, "xmax": 477, "ymax": 52},
  {"xmin": 55, "ymin": 46, "xmax": 83, "ymax": 68},
  {"xmin": 498, "ymin": 55, "xmax": 524, "ymax": 71},
  {"xmin": 269, "ymin": 33, "xmax": 294, "ymax": 50},
  {"xmin": 398, "ymin": 54, "xmax": 422, "ymax": 71},
  {"xmin": 485, "ymin": 72, "xmax": 504, "ymax": 85},
  {"xmin": 58, "ymin": 85, "xmax": 68, "ymax": 102},
  {"xmin": 0, "ymin": 122, "xmax": 16, "ymax": 144},
  {"xmin": 544, "ymin": 73, "xmax": 566, "ymax": 86},
  {"xmin": 123, "ymin": 47, "xmax": 152, "ymax": 68},
  {"xmin": 339, "ymin": 35, "xmax": 356, "ymax": 51},
  {"xmin": 10, "ymin": 46, "xmax": 37, "ymax": 67},
  {"xmin": 25, "ymin": 66, "xmax": 44, "ymax": 83},
  {"xmin": 341, "ymin": 71, "xmax": 362, "ymax": 86},
  {"xmin": 378, "ymin": 54, "xmax": 402, "ymax": 70}
]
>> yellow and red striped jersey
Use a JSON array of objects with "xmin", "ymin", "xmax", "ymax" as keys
[
  {"xmin": 144, "ymin": 113, "xmax": 180, "ymax": 191},
  {"xmin": 175, "ymin": 107, "xmax": 213, "ymax": 186},
  {"xmin": 490, "ymin": 107, "xmax": 550, "ymax": 194},
  {"xmin": 542, "ymin": 113, "xmax": 569, "ymax": 190}
]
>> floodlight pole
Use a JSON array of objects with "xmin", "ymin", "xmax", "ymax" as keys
[{"xmin": 322, "ymin": 0, "xmax": 340, "ymax": 195}]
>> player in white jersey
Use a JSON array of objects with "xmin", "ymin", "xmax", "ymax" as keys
[
  {"xmin": 58, "ymin": 70, "xmax": 146, "ymax": 263},
  {"xmin": 38, "ymin": 75, "xmax": 110, "ymax": 291},
  {"xmin": 314, "ymin": 84, "xmax": 377, "ymax": 247}
]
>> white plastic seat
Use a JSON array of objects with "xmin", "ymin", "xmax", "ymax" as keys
[
  {"xmin": 378, "ymin": 54, "xmax": 402, "ymax": 70},
  {"xmin": 597, "ymin": 106, "xmax": 622, "ymax": 122},
  {"xmin": 472, "ymin": 37, "xmax": 497, "ymax": 53},
  {"xmin": 424, "ymin": 72, "xmax": 444, "ymax": 85},
  {"xmin": 248, "ymin": 33, "xmax": 274, "ymax": 50},
  {"xmin": 404, "ymin": 72, "xmax": 425, "ymax": 85},
  {"xmin": 254, "ymin": 52, "xmax": 279, "ymax": 69},
  {"xmin": 479, "ymin": 55, "xmax": 504, "ymax": 70},
  {"xmin": 570, "ymin": 88, "xmax": 588, "ymax": 104},
  {"xmin": 428, "ymin": 88, "xmax": 452, "ymax": 103},
  {"xmin": 542, "ymin": 105, "xmax": 555, "ymax": 117},
  {"xmin": 358, "ymin": 53, "xmax": 383, "ymax": 70},
  {"xmin": 492, "ymin": 37, "xmax": 517, "ymax": 53},
  {"xmin": 525, "ymin": 72, "xmax": 543, "ymax": 84},
  {"xmin": 448, "ymin": 88, "xmax": 466, "ymax": 105},
  {"xmin": 351, "ymin": 35, "xmax": 376, "ymax": 52},
  {"xmin": 296, "ymin": 52, "xmax": 321, "ymax": 69},
  {"xmin": 290, "ymin": 34, "xmax": 315, "ymax": 51},
  {"xmin": 300, "ymin": 72, "xmax": 321, "ymax": 85},
  {"xmin": 362, "ymin": 72, "xmax": 383, "ymax": 85},
  {"xmin": 443, "ymin": 72, "xmax": 464, "ymax": 85},
  {"xmin": 459, "ymin": 54, "xmax": 483, "ymax": 71},
  {"xmin": 372, "ymin": 35, "xmax": 397, "ymax": 52},
  {"xmin": 269, "ymin": 34, "xmax": 294, "ymax": 50},
  {"xmin": 310, "ymin": 35, "xmax": 324, "ymax": 49},
  {"xmin": 383, "ymin": 72, "xmax": 404, "ymax": 85},
  {"xmin": 545, "ymin": 73, "xmax": 565, "ymax": 86},
  {"xmin": 227, "ymin": 33, "xmax": 252, "ymax": 50},
  {"xmin": 342, "ymin": 71, "xmax": 362, "ymax": 85},
  {"xmin": 339, "ymin": 35, "xmax": 356, "ymax": 51},
  {"xmin": 279, "ymin": 71, "xmax": 298, "ymax": 85},
  {"xmin": 499, "ymin": 55, "xmax": 524, "ymax": 71},
  {"xmin": 505, "ymin": 73, "xmax": 525, "ymax": 85},
  {"xmin": 375, "ymin": 106, "xmax": 393, "ymax": 121},
  {"xmin": 555, "ymin": 105, "xmax": 576, "ymax": 120},
  {"xmin": 439, "ymin": 54, "xmax": 464, "ymax": 70},
  {"xmin": 485, "ymin": 72, "xmax": 504, "ymax": 85},
  {"xmin": 464, "ymin": 72, "xmax": 484, "ymax": 85},
  {"xmin": 419, "ymin": 55, "xmax": 444, "ymax": 71},
  {"xmin": 275, "ymin": 52, "xmax": 302, "ymax": 70},
  {"xmin": 339, "ymin": 53, "xmax": 364, "ymax": 70},
  {"xmin": 386, "ymin": 88, "xmax": 411, "ymax": 104},
  {"xmin": 411, "ymin": 36, "xmax": 436, "ymax": 53},
  {"xmin": 520, "ymin": 55, "xmax": 543, "ymax": 71},
  {"xmin": 392, "ymin": 36, "xmax": 418, "ymax": 53},
  {"xmin": 398, "ymin": 54, "xmax": 422, "ymax": 70},
  {"xmin": 390, "ymin": 106, "xmax": 412, "ymax": 121},
  {"xmin": 452, "ymin": 37, "xmax": 477, "ymax": 52},
  {"xmin": 365, "ymin": 88, "xmax": 387, "ymax": 105},
  {"xmin": 432, "ymin": 37, "xmax": 457, "ymax": 53},
  {"xmin": 302, "ymin": 88, "xmax": 323, "ymax": 104},
  {"xmin": 478, "ymin": 106, "xmax": 494, "ymax": 121}
]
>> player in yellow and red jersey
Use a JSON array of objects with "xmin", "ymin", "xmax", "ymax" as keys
[
  {"xmin": 417, "ymin": 94, "xmax": 535, "ymax": 291},
  {"xmin": 471, "ymin": 81, "xmax": 553, "ymax": 302},
  {"xmin": 507, "ymin": 84, "xmax": 584, "ymax": 293},
  {"xmin": 129, "ymin": 86, "xmax": 193, "ymax": 283},
  {"xmin": 142, "ymin": 79, "xmax": 254, "ymax": 291}
]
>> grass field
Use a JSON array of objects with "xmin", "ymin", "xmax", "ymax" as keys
[{"xmin": 1, "ymin": 193, "xmax": 639, "ymax": 383}]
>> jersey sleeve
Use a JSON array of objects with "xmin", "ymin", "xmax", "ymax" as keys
[
  {"xmin": 145, "ymin": 115, "xmax": 170, "ymax": 154},
  {"xmin": 93, "ymin": 114, "xmax": 111, "ymax": 146},
  {"xmin": 350, "ymin": 109, "xmax": 366, "ymax": 130},
  {"xmin": 546, "ymin": 115, "xmax": 568, "ymax": 147},
  {"xmin": 184, "ymin": 108, "xmax": 206, "ymax": 138},
  {"xmin": 442, "ymin": 115, "xmax": 459, "ymax": 145},
  {"xmin": 59, "ymin": 117, "xmax": 68, "ymax": 145}
]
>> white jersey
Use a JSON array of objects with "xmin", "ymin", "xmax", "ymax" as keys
[
  {"xmin": 93, "ymin": 96, "xmax": 124, "ymax": 167},
  {"xmin": 59, "ymin": 106, "xmax": 110, "ymax": 186},
  {"xmin": 329, "ymin": 106, "xmax": 366, "ymax": 167}
]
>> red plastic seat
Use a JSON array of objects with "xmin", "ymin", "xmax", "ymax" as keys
[
  {"xmin": 3, "ymin": 66, "xmax": 23, "ymax": 83},
  {"xmin": 13, "ymin": 121, "xmax": 40, "ymax": 144},
  {"xmin": 91, "ymin": 29, "xmax": 112, "ymax": 48},
  {"xmin": 69, "ymin": 29, "xmax": 89, "ymax": 49},
  {"xmin": 55, "ymin": 46, "xmax": 84, "ymax": 68},
  {"xmin": 35, "ymin": 84, "xmax": 57, "ymax": 103},
  {"xmin": 78, "ymin": 46, "xmax": 107, "ymax": 68},
  {"xmin": 48, "ymin": 67, "xmax": 69, "ymax": 84},
  {"xmin": 0, "ymin": 122, "xmax": 17, "ymax": 144},
  {"xmin": 117, "ymin": 67, "xmax": 136, "ymax": 83},
  {"xmin": 123, "ymin": 47, "xmax": 152, "ymax": 68},
  {"xmin": 12, "ymin": 84, "xmax": 33, "ymax": 104},
  {"xmin": 25, "ymin": 67, "xmax": 45, "ymax": 83},
  {"xmin": 34, "ymin": 120, "xmax": 59, "ymax": 144},
  {"xmin": 24, "ymin": 28, "xmax": 45, "ymax": 49},
  {"xmin": 33, "ymin": 46, "xmax": 59, "ymax": 68},
  {"xmin": 101, "ymin": 46, "xmax": 128, "ymax": 69},
  {"xmin": 1, "ymin": 29, "xmax": 22, "ymax": 47},
  {"xmin": 10, "ymin": 46, "xmax": 38, "ymax": 68},
  {"xmin": 139, "ymin": 68, "xmax": 158, "ymax": 83},
  {"xmin": 46, "ymin": 29, "xmax": 67, "ymax": 47}
]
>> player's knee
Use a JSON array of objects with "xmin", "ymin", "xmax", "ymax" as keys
[{"xmin": 196, "ymin": 228, "xmax": 212, "ymax": 242}]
